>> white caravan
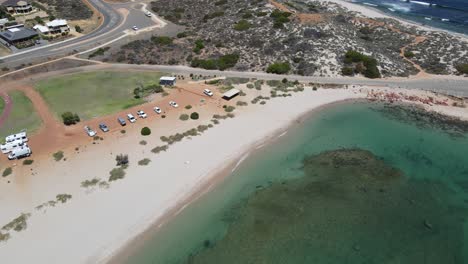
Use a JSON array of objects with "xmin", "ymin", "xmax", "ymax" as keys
[
  {"xmin": 1, "ymin": 139, "xmax": 26, "ymax": 154},
  {"xmin": 5, "ymin": 132, "xmax": 28, "ymax": 143},
  {"xmin": 8, "ymin": 146, "xmax": 32, "ymax": 160}
]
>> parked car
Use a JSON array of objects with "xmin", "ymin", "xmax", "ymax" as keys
[
  {"xmin": 84, "ymin": 126, "xmax": 97, "ymax": 137},
  {"xmin": 169, "ymin": 101, "xmax": 179, "ymax": 108},
  {"xmin": 132, "ymin": 26, "xmax": 138, "ymax": 31},
  {"xmin": 145, "ymin": 11, "xmax": 152, "ymax": 17},
  {"xmin": 137, "ymin": 110, "xmax": 147, "ymax": 118},
  {"xmin": 153, "ymin": 107, "xmax": 162, "ymax": 114},
  {"xmin": 99, "ymin": 123, "xmax": 109, "ymax": 132},
  {"xmin": 8, "ymin": 146, "xmax": 31, "ymax": 160},
  {"xmin": 203, "ymin": 89, "xmax": 214, "ymax": 97},
  {"xmin": 127, "ymin": 113, "xmax": 137, "ymax": 123},
  {"xmin": 118, "ymin": 117, "xmax": 126, "ymax": 126}
]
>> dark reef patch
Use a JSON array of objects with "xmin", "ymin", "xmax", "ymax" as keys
[{"xmin": 185, "ymin": 149, "xmax": 466, "ymax": 264}]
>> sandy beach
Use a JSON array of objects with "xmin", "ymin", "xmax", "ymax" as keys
[{"xmin": 0, "ymin": 72, "xmax": 467, "ymax": 263}]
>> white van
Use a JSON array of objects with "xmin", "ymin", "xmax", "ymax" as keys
[
  {"xmin": 1, "ymin": 139, "xmax": 25, "ymax": 154},
  {"xmin": 6, "ymin": 132, "xmax": 28, "ymax": 143},
  {"xmin": 8, "ymin": 146, "xmax": 31, "ymax": 160}
]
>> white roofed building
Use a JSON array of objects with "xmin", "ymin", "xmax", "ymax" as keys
[
  {"xmin": 45, "ymin": 19, "xmax": 69, "ymax": 34},
  {"xmin": 159, "ymin": 76, "xmax": 177, "ymax": 86},
  {"xmin": 33, "ymin": 24, "xmax": 49, "ymax": 34}
]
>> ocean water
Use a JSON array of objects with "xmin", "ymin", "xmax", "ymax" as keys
[
  {"xmin": 351, "ymin": 0, "xmax": 468, "ymax": 35},
  {"xmin": 125, "ymin": 101, "xmax": 468, "ymax": 264}
]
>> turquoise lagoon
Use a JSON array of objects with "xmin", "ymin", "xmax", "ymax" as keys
[{"xmin": 126, "ymin": 101, "xmax": 468, "ymax": 264}]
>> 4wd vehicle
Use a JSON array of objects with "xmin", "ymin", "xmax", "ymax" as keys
[
  {"xmin": 153, "ymin": 107, "xmax": 162, "ymax": 114},
  {"xmin": 84, "ymin": 126, "xmax": 97, "ymax": 137},
  {"xmin": 99, "ymin": 123, "xmax": 109, "ymax": 132},
  {"xmin": 169, "ymin": 101, "xmax": 179, "ymax": 108},
  {"xmin": 203, "ymin": 89, "xmax": 214, "ymax": 97},
  {"xmin": 137, "ymin": 110, "xmax": 147, "ymax": 118},
  {"xmin": 127, "ymin": 114, "xmax": 137, "ymax": 123},
  {"xmin": 118, "ymin": 117, "xmax": 126, "ymax": 126}
]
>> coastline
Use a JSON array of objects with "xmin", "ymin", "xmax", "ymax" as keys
[
  {"xmin": 104, "ymin": 97, "xmax": 364, "ymax": 264},
  {"xmin": 319, "ymin": 0, "xmax": 468, "ymax": 40},
  {"xmin": 0, "ymin": 79, "xmax": 467, "ymax": 263}
]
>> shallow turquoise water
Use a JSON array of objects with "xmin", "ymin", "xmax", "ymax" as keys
[{"xmin": 125, "ymin": 101, "xmax": 468, "ymax": 264}]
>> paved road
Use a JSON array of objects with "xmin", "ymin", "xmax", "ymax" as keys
[
  {"xmin": 0, "ymin": 0, "xmax": 157, "ymax": 69},
  {"xmin": 102, "ymin": 64, "xmax": 468, "ymax": 97}
]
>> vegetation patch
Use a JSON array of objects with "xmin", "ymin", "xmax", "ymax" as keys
[
  {"xmin": 61, "ymin": 112, "xmax": 80, "ymax": 125},
  {"xmin": 53, "ymin": 151, "xmax": 64, "ymax": 161},
  {"xmin": 342, "ymin": 50, "xmax": 381, "ymax": 78},
  {"xmin": 2, "ymin": 213, "xmax": 30, "ymax": 232},
  {"xmin": 2, "ymin": 167, "xmax": 12, "ymax": 177},
  {"xmin": 109, "ymin": 167, "xmax": 126, "ymax": 182},
  {"xmin": 151, "ymin": 145, "xmax": 169, "ymax": 154},
  {"xmin": 234, "ymin": 19, "xmax": 252, "ymax": 31},
  {"xmin": 180, "ymin": 114, "xmax": 189, "ymax": 121},
  {"xmin": 141, "ymin": 127, "xmax": 152, "ymax": 136},
  {"xmin": 190, "ymin": 112, "xmax": 199, "ymax": 120},
  {"xmin": 138, "ymin": 158, "xmax": 151, "ymax": 166},
  {"xmin": 139, "ymin": 140, "xmax": 147, "ymax": 145},
  {"xmin": 191, "ymin": 53, "xmax": 240, "ymax": 71},
  {"xmin": 88, "ymin": 47, "xmax": 110, "ymax": 59},
  {"xmin": 267, "ymin": 62, "xmax": 291, "ymax": 74},
  {"xmin": 455, "ymin": 64, "xmax": 468, "ymax": 75},
  {"xmin": 224, "ymin": 106, "xmax": 236, "ymax": 112},
  {"xmin": 270, "ymin": 9, "xmax": 292, "ymax": 28},
  {"xmin": 35, "ymin": 71, "xmax": 164, "ymax": 120},
  {"xmin": 22, "ymin": 159, "xmax": 34, "ymax": 165},
  {"xmin": 56, "ymin": 194, "xmax": 72, "ymax": 203},
  {"xmin": 151, "ymin": 36, "xmax": 173, "ymax": 46},
  {"xmin": 133, "ymin": 84, "xmax": 164, "ymax": 99},
  {"xmin": 81, "ymin": 178, "xmax": 101, "ymax": 188}
]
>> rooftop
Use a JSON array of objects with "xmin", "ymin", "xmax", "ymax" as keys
[
  {"xmin": 160, "ymin": 76, "xmax": 176, "ymax": 81},
  {"xmin": 46, "ymin": 19, "xmax": 68, "ymax": 28},
  {"xmin": 0, "ymin": 26, "xmax": 37, "ymax": 42},
  {"xmin": 2, "ymin": 0, "xmax": 30, "ymax": 6}
]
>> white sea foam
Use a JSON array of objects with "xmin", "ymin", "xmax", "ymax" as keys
[
  {"xmin": 411, "ymin": 1, "xmax": 431, "ymax": 6},
  {"xmin": 388, "ymin": 8, "xmax": 396, "ymax": 12},
  {"xmin": 441, "ymin": 18, "xmax": 450, "ymax": 22},
  {"xmin": 363, "ymin": 2, "xmax": 378, "ymax": 7}
]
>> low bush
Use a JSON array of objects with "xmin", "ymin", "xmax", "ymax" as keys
[
  {"xmin": 23, "ymin": 159, "xmax": 34, "ymax": 165},
  {"xmin": 2, "ymin": 167, "xmax": 12, "ymax": 177},
  {"xmin": 138, "ymin": 158, "xmax": 151, "ymax": 166},
  {"xmin": 141, "ymin": 127, "xmax": 151, "ymax": 136},
  {"xmin": 234, "ymin": 19, "xmax": 251, "ymax": 31},
  {"xmin": 224, "ymin": 106, "xmax": 236, "ymax": 112},
  {"xmin": 185, "ymin": 105, "xmax": 192, "ymax": 109},
  {"xmin": 455, "ymin": 63, "xmax": 468, "ymax": 74},
  {"xmin": 266, "ymin": 62, "xmax": 291, "ymax": 74},
  {"xmin": 180, "ymin": 114, "xmax": 189, "ymax": 121},
  {"xmin": 109, "ymin": 167, "xmax": 126, "ymax": 182},
  {"xmin": 151, "ymin": 145, "xmax": 168, "ymax": 154},
  {"xmin": 53, "ymin": 151, "xmax": 64, "ymax": 161}
]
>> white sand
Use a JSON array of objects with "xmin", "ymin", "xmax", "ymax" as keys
[{"xmin": 0, "ymin": 88, "xmax": 364, "ymax": 264}]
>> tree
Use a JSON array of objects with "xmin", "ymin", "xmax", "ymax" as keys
[
  {"xmin": 141, "ymin": 127, "xmax": 151, "ymax": 136},
  {"xmin": 341, "ymin": 67, "xmax": 354, "ymax": 76},
  {"xmin": 75, "ymin": 25, "xmax": 83, "ymax": 33},
  {"xmin": 190, "ymin": 112, "xmax": 199, "ymax": 120},
  {"xmin": 61, "ymin": 112, "xmax": 80, "ymax": 125}
]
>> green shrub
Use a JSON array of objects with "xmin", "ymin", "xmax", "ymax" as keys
[
  {"xmin": 2, "ymin": 167, "xmax": 12, "ymax": 177},
  {"xmin": 191, "ymin": 53, "xmax": 239, "ymax": 70},
  {"xmin": 234, "ymin": 20, "xmax": 251, "ymax": 31},
  {"xmin": 404, "ymin": 50, "xmax": 415, "ymax": 58},
  {"xmin": 61, "ymin": 112, "xmax": 80, "ymax": 125},
  {"xmin": 455, "ymin": 64, "xmax": 468, "ymax": 74},
  {"xmin": 343, "ymin": 50, "xmax": 381, "ymax": 78},
  {"xmin": 151, "ymin": 145, "xmax": 169, "ymax": 154},
  {"xmin": 23, "ymin": 159, "xmax": 34, "ymax": 165},
  {"xmin": 75, "ymin": 25, "xmax": 83, "ymax": 33},
  {"xmin": 138, "ymin": 158, "xmax": 151, "ymax": 166},
  {"xmin": 141, "ymin": 127, "xmax": 151, "ymax": 136},
  {"xmin": 56, "ymin": 194, "xmax": 72, "ymax": 203},
  {"xmin": 266, "ymin": 62, "xmax": 291, "ymax": 74},
  {"xmin": 180, "ymin": 114, "xmax": 189, "ymax": 121},
  {"xmin": 225, "ymin": 106, "xmax": 235, "ymax": 112},
  {"xmin": 190, "ymin": 112, "xmax": 199, "ymax": 120},
  {"xmin": 270, "ymin": 9, "xmax": 291, "ymax": 28},
  {"xmin": 109, "ymin": 167, "xmax": 126, "ymax": 182},
  {"xmin": 139, "ymin": 140, "xmax": 147, "ymax": 145},
  {"xmin": 53, "ymin": 151, "xmax": 64, "ymax": 161},
  {"xmin": 185, "ymin": 105, "xmax": 192, "ymax": 109},
  {"xmin": 151, "ymin": 36, "xmax": 173, "ymax": 45},
  {"xmin": 193, "ymin": 39, "xmax": 205, "ymax": 53}
]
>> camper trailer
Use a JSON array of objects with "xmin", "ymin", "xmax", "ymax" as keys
[
  {"xmin": 1, "ymin": 139, "xmax": 26, "ymax": 154},
  {"xmin": 8, "ymin": 146, "xmax": 31, "ymax": 160},
  {"xmin": 5, "ymin": 132, "xmax": 28, "ymax": 143}
]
